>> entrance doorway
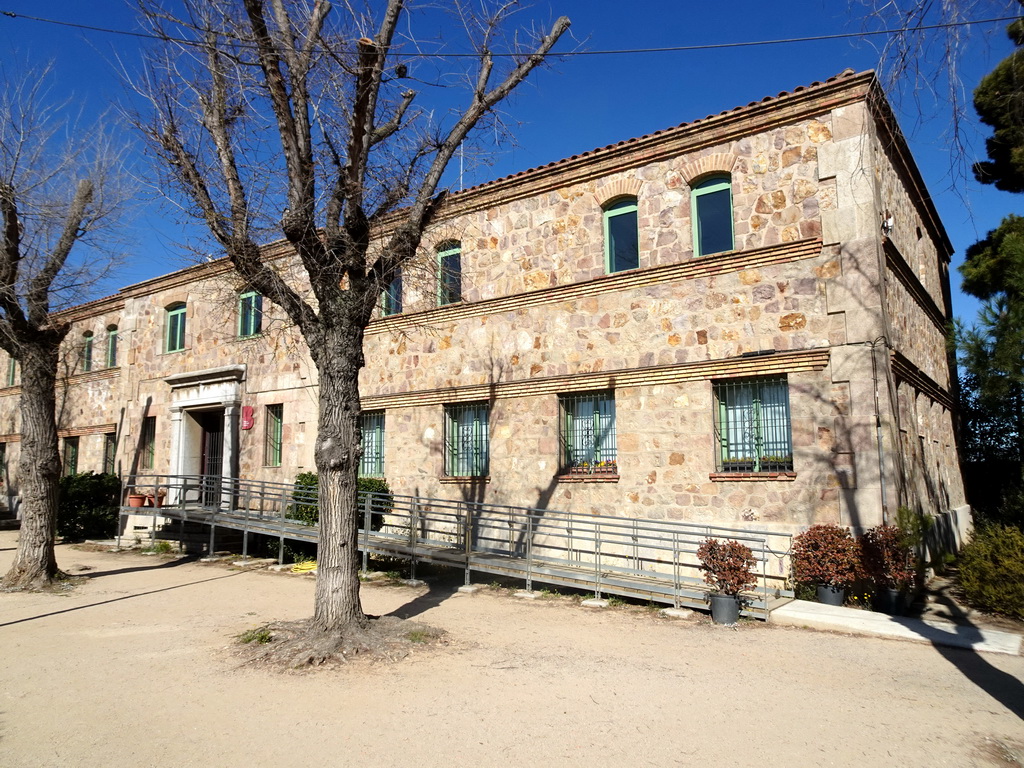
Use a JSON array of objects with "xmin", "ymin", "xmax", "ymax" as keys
[{"xmin": 194, "ymin": 409, "xmax": 224, "ymax": 505}]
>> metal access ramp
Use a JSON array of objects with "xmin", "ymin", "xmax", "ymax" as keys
[{"xmin": 121, "ymin": 474, "xmax": 794, "ymax": 619}]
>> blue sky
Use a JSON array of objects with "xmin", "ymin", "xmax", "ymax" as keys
[{"xmin": 0, "ymin": 0, "xmax": 1019, "ymax": 325}]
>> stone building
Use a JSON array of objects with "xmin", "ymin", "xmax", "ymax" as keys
[{"xmin": 0, "ymin": 68, "xmax": 969, "ymax": 541}]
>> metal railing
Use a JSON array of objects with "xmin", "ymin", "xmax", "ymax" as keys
[{"xmin": 120, "ymin": 474, "xmax": 794, "ymax": 618}]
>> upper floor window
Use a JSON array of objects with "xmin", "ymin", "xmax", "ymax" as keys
[
  {"xmin": 106, "ymin": 325, "xmax": 118, "ymax": 368},
  {"xmin": 713, "ymin": 376, "xmax": 792, "ymax": 473},
  {"xmin": 81, "ymin": 332, "xmax": 94, "ymax": 373},
  {"xmin": 437, "ymin": 242, "xmax": 462, "ymax": 306},
  {"xmin": 238, "ymin": 291, "xmax": 263, "ymax": 337},
  {"xmin": 444, "ymin": 402, "xmax": 489, "ymax": 477},
  {"xmin": 6, "ymin": 358, "xmax": 16, "ymax": 387},
  {"xmin": 603, "ymin": 197, "xmax": 639, "ymax": 273},
  {"xmin": 692, "ymin": 175, "xmax": 734, "ymax": 257},
  {"xmin": 382, "ymin": 270, "xmax": 403, "ymax": 317},
  {"xmin": 165, "ymin": 303, "xmax": 186, "ymax": 353},
  {"xmin": 360, "ymin": 410, "xmax": 385, "ymax": 477},
  {"xmin": 559, "ymin": 391, "xmax": 618, "ymax": 475}
]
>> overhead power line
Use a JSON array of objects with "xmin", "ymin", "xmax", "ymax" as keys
[{"xmin": 0, "ymin": 8, "xmax": 1019, "ymax": 57}]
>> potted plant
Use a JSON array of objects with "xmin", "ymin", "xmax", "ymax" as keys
[
  {"xmin": 126, "ymin": 490, "xmax": 147, "ymax": 508},
  {"xmin": 792, "ymin": 524, "xmax": 860, "ymax": 606},
  {"xmin": 860, "ymin": 524, "xmax": 915, "ymax": 614},
  {"xmin": 697, "ymin": 537, "xmax": 757, "ymax": 625}
]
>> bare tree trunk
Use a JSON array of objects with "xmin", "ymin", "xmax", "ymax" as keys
[
  {"xmin": 311, "ymin": 321, "xmax": 369, "ymax": 634},
  {"xmin": 2, "ymin": 340, "xmax": 63, "ymax": 589}
]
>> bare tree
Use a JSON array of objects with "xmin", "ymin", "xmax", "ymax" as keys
[
  {"xmin": 135, "ymin": 0, "xmax": 569, "ymax": 654},
  {"xmin": 0, "ymin": 65, "xmax": 128, "ymax": 589}
]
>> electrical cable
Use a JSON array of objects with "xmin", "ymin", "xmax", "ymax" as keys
[{"xmin": 0, "ymin": 8, "xmax": 1018, "ymax": 58}]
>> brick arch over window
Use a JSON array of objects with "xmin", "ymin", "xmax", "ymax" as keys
[
  {"xmin": 679, "ymin": 153, "xmax": 737, "ymax": 185},
  {"xmin": 593, "ymin": 178, "xmax": 643, "ymax": 208}
]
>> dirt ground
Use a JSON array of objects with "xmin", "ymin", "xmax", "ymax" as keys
[{"xmin": 0, "ymin": 530, "xmax": 1022, "ymax": 768}]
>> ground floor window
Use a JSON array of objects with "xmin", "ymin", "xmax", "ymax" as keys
[
  {"xmin": 360, "ymin": 411, "xmax": 385, "ymax": 477},
  {"xmin": 559, "ymin": 391, "xmax": 617, "ymax": 475},
  {"xmin": 444, "ymin": 402, "xmax": 489, "ymax": 477},
  {"xmin": 264, "ymin": 404, "xmax": 283, "ymax": 467},
  {"xmin": 140, "ymin": 416, "xmax": 156, "ymax": 470},
  {"xmin": 103, "ymin": 432, "xmax": 117, "ymax": 475},
  {"xmin": 63, "ymin": 437, "xmax": 79, "ymax": 477},
  {"xmin": 713, "ymin": 376, "xmax": 792, "ymax": 472}
]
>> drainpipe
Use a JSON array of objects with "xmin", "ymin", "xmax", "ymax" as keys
[{"xmin": 869, "ymin": 336, "xmax": 890, "ymax": 526}]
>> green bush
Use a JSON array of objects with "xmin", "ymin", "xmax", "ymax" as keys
[
  {"xmin": 57, "ymin": 472, "xmax": 121, "ymax": 541},
  {"xmin": 290, "ymin": 472, "xmax": 391, "ymax": 531},
  {"xmin": 959, "ymin": 524, "xmax": 1024, "ymax": 620}
]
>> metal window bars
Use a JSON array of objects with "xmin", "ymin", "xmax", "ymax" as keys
[
  {"xmin": 559, "ymin": 391, "xmax": 617, "ymax": 475},
  {"xmin": 359, "ymin": 411, "xmax": 385, "ymax": 477},
  {"xmin": 444, "ymin": 402, "xmax": 489, "ymax": 476},
  {"xmin": 714, "ymin": 377, "xmax": 793, "ymax": 473}
]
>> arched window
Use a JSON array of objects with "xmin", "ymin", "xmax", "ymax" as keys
[
  {"xmin": 437, "ymin": 241, "xmax": 461, "ymax": 306},
  {"xmin": 106, "ymin": 325, "xmax": 118, "ymax": 368},
  {"xmin": 691, "ymin": 175, "xmax": 734, "ymax": 257},
  {"xmin": 603, "ymin": 197, "xmax": 639, "ymax": 273},
  {"xmin": 82, "ymin": 332, "xmax": 94, "ymax": 373},
  {"xmin": 165, "ymin": 303, "xmax": 186, "ymax": 353}
]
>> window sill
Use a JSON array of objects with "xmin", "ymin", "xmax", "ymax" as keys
[
  {"xmin": 557, "ymin": 474, "xmax": 620, "ymax": 483},
  {"xmin": 440, "ymin": 475, "xmax": 489, "ymax": 484},
  {"xmin": 709, "ymin": 472, "xmax": 796, "ymax": 482}
]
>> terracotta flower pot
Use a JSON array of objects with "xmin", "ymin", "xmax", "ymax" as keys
[{"xmin": 127, "ymin": 494, "xmax": 146, "ymax": 508}]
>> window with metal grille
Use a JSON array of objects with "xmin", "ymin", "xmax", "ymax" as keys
[
  {"xmin": 443, "ymin": 402, "xmax": 489, "ymax": 476},
  {"xmin": 238, "ymin": 291, "xmax": 263, "ymax": 337},
  {"xmin": 603, "ymin": 197, "xmax": 639, "ymax": 273},
  {"xmin": 103, "ymin": 432, "xmax": 117, "ymax": 475},
  {"xmin": 265, "ymin": 404, "xmax": 283, "ymax": 467},
  {"xmin": 140, "ymin": 416, "xmax": 156, "ymax": 470},
  {"xmin": 692, "ymin": 175, "xmax": 734, "ymax": 257},
  {"xmin": 360, "ymin": 411, "xmax": 385, "ymax": 477},
  {"xmin": 63, "ymin": 436, "xmax": 79, "ymax": 477},
  {"xmin": 165, "ymin": 303, "xmax": 186, "ymax": 352},
  {"xmin": 382, "ymin": 270, "xmax": 402, "ymax": 316},
  {"xmin": 713, "ymin": 377, "xmax": 793, "ymax": 473},
  {"xmin": 82, "ymin": 332, "xmax": 93, "ymax": 372},
  {"xmin": 437, "ymin": 242, "xmax": 461, "ymax": 306},
  {"xmin": 559, "ymin": 392, "xmax": 618, "ymax": 475},
  {"xmin": 106, "ymin": 326, "xmax": 118, "ymax": 368}
]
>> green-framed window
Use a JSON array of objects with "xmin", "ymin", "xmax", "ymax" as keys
[
  {"xmin": 603, "ymin": 197, "xmax": 639, "ymax": 274},
  {"xmin": 713, "ymin": 376, "xmax": 793, "ymax": 473},
  {"xmin": 238, "ymin": 291, "xmax": 263, "ymax": 337},
  {"xmin": 437, "ymin": 242, "xmax": 462, "ymax": 306},
  {"xmin": 382, "ymin": 270, "xmax": 403, "ymax": 317},
  {"xmin": 62, "ymin": 436, "xmax": 79, "ymax": 477},
  {"xmin": 692, "ymin": 175, "xmax": 734, "ymax": 257},
  {"xmin": 443, "ymin": 402, "xmax": 489, "ymax": 477},
  {"xmin": 165, "ymin": 303, "xmax": 186, "ymax": 353},
  {"xmin": 140, "ymin": 416, "xmax": 156, "ymax": 471},
  {"xmin": 264, "ymin": 404, "xmax": 283, "ymax": 467},
  {"xmin": 6, "ymin": 358, "xmax": 14, "ymax": 387},
  {"xmin": 0, "ymin": 442, "xmax": 6, "ymax": 476},
  {"xmin": 103, "ymin": 432, "xmax": 117, "ymax": 475},
  {"xmin": 359, "ymin": 410, "xmax": 385, "ymax": 477},
  {"xmin": 559, "ymin": 391, "xmax": 618, "ymax": 475},
  {"xmin": 82, "ymin": 332, "xmax": 93, "ymax": 373},
  {"xmin": 106, "ymin": 326, "xmax": 118, "ymax": 368}
]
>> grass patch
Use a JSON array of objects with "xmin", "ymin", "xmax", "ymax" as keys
[{"xmin": 239, "ymin": 627, "xmax": 273, "ymax": 645}]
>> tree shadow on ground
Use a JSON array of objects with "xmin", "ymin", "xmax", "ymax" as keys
[
  {"xmin": 0, "ymin": 569, "xmax": 247, "ymax": 629},
  {"xmin": 73, "ymin": 554, "xmax": 201, "ymax": 580},
  {"xmin": 932, "ymin": 636, "xmax": 1024, "ymax": 721},
  {"xmin": 384, "ymin": 582, "xmax": 461, "ymax": 621}
]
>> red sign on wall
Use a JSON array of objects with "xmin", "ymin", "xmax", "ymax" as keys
[{"xmin": 241, "ymin": 405, "xmax": 254, "ymax": 430}]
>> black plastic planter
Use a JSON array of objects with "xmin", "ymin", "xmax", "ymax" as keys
[{"xmin": 709, "ymin": 593, "xmax": 741, "ymax": 625}]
